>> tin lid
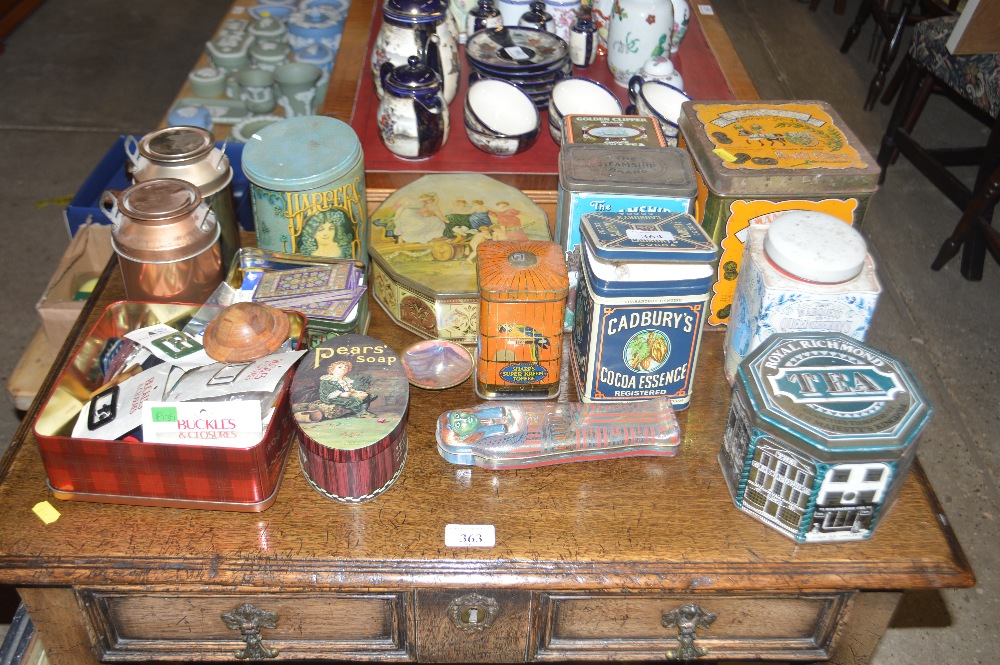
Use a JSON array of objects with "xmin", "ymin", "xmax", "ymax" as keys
[
  {"xmin": 558, "ymin": 144, "xmax": 698, "ymax": 197},
  {"xmin": 110, "ymin": 179, "xmax": 221, "ymax": 263},
  {"xmin": 477, "ymin": 240, "xmax": 569, "ymax": 302},
  {"xmin": 581, "ymin": 211, "xmax": 718, "ymax": 263},
  {"xmin": 678, "ymin": 100, "xmax": 881, "ymax": 196},
  {"xmin": 763, "ymin": 210, "xmax": 867, "ymax": 283},
  {"xmin": 129, "ymin": 126, "xmax": 231, "ymax": 196},
  {"xmin": 562, "ymin": 114, "xmax": 667, "ymax": 147},
  {"xmin": 241, "ymin": 116, "xmax": 362, "ymax": 191},
  {"xmin": 291, "ymin": 334, "xmax": 410, "ymax": 459},
  {"xmin": 737, "ymin": 333, "xmax": 932, "ymax": 463}
]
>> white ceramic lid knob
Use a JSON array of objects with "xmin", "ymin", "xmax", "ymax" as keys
[{"xmin": 763, "ymin": 210, "xmax": 867, "ymax": 283}]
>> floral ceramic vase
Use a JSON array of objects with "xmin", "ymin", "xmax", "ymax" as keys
[
  {"xmin": 606, "ymin": 0, "xmax": 672, "ymax": 87},
  {"xmin": 669, "ymin": 0, "xmax": 689, "ymax": 53},
  {"xmin": 591, "ymin": 0, "xmax": 613, "ymax": 48}
]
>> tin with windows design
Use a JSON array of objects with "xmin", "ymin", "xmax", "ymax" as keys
[{"xmin": 718, "ymin": 332, "xmax": 932, "ymax": 543}]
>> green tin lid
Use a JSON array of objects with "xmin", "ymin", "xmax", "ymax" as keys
[
  {"xmin": 737, "ymin": 332, "xmax": 932, "ymax": 462},
  {"xmin": 242, "ymin": 116, "xmax": 363, "ymax": 191}
]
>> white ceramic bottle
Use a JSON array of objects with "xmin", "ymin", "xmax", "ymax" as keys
[{"xmin": 605, "ymin": 0, "xmax": 672, "ymax": 87}]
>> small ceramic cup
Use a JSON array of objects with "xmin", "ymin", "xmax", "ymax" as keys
[
  {"xmin": 236, "ymin": 67, "xmax": 277, "ymax": 114},
  {"xmin": 547, "ymin": 76, "xmax": 622, "ymax": 143},
  {"xmin": 627, "ymin": 77, "xmax": 690, "ymax": 145},
  {"xmin": 464, "ymin": 78, "xmax": 540, "ymax": 156},
  {"xmin": 274, "ymin": 62, "xmax": 324, "ymax": 116},
  {"xmin": 188, "ymin": 66, "xmax": 227, "ymax": 97}
]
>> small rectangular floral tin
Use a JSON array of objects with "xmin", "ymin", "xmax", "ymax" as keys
[
  {"xmin": 562, "ymin": 114, "xmax": 667, "ymax": 147},
  {"xmin": 571, "ymin": 212, "xmax": 716, "ymax": 409}
]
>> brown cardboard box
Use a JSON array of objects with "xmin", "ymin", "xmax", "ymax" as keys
[{"xmin": 36, "ymin": 222, "xmax": 113, "ymax": 346}]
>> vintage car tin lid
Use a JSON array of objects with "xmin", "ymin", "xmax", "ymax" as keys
[
  {"xmin": 737, "ymin": 333, "xmax": 932, "ymax": 462},
  {"xmin": 558, "ymin": 144, "xmax": 698, "ymax": 197},
  {"xmin": 678, "ymin": 100, "xmax": 881, "ymax": 196},
  {"xmin": 290, "ymin": 334, "xmax": 410, "ymax": 460},
  {"xmin": 241, "ymin": 116, "xmax": 362, "ymax": 190},
  {"xmin": 478, "ymin": 240, "xmax": 569, "ymax": 302},
  {"xmin": 581, "ymin": 211, "xmax": 718, "ymax": 264}
]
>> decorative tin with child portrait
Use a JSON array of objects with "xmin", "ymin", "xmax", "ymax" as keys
[
  {"xmin": 476, "ymin": 240, "xmax": 569, "ymax": 399},
  {"xmin": 241, "ymin": 116, "xmax": 368, "ymax": 263},
  {"xmin": 291, "ymin": 334, "xmax": 409, "ymax": 502},
  {"xmin": 719, "ymin": 332, "xmax": 932, "ymax": 543}
]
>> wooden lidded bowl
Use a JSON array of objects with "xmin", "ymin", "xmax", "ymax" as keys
[{"xmin": 203, "ymin": 302, "xmax": 291, "ymax": 362}]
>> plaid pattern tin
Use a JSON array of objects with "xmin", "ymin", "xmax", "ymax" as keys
[{"xmin": 33, "ymin": 302, "xmax": 307, "ymax": 511}]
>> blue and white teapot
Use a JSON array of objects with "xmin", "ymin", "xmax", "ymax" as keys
[{"xmin": 378, "ymin": 55, "xmax": 450, "ymax": 159}]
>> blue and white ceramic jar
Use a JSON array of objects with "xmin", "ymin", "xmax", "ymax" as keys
[{"xmin": 287, "ymin": 4, "xmax": 348, "ymax": 52}]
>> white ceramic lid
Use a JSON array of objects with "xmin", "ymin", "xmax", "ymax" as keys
[{"xmin": 763, "ymin": 210, "xmax": 867, "ymax": 283}]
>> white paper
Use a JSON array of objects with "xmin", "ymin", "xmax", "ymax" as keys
[
  {"xmin": 165, "ymin": 350, "xmax": 306, "ymax": 403},
  {"xmin": 124, "ymin": 323, "xmax": 215, "ymax": 369},
  {"xmin": 445, "ymin": 524, "xmax": 496, "ymax": 548},
  {"xmin": 72, "ymin": 364, "xmax": 172, "ymax": 440},
  {"xmin": 142, "ymin": 400, "xmax": 263, "ymax": 447}
]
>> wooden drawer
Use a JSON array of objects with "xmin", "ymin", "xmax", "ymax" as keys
[
  {"xmin": 78, "ymin": 589, "xmax": 412, "ymax": 661},
  {"xmin": 533, "ymin": 592, "xmax": 850, "ymax": 661}
]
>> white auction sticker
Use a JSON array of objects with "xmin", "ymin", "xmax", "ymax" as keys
[
  {"xmin": 698, "ymin": 4, "xmax": 714, "ymax": 14},
  {"xmin": 445, "ymin": 524, "xmax": 496, "ymax": 548}
]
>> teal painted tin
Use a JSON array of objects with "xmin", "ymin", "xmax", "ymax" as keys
[
  {"xmin": 242, "ymin": 116, "xmax": 368, "ymax": 263},
  {"xmin": 571, "ymin": 211, "xmax": 716, "ymax": 409},
  {"xmin": 719, "ymin": 332, "xmax": 932, "ymax": 543}
]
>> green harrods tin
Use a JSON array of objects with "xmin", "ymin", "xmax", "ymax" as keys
[
  {"xmin": 242, "ymin": 116, "xmax": 368, "ymax": 264},
  {"xmin": 719, "ymin": 332, "xmax": 932, "ymax": 544}
]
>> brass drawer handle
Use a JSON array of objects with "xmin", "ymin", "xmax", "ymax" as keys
[
  {"xmin": 221, "ymin": 603, "xmax": 279, "ymax": 660},
  {"xmin": 448, "ymin": 592, "xmax": 500, "ymax": 633},
  {"xmin": 662, "ymin": 604, "xmax": 717, "ymax": 660}
]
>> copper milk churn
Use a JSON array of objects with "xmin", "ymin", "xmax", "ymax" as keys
[
  {"xmin": 104, "ymin": 179, "xmax": 225, "ymax": 303},
  {"xmin": 125, "ymin": 126, "xmax": 240, "ymax": 267}
]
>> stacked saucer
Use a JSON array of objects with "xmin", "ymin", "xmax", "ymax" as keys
[{"xmin": 465, "ymin": 26, "xmax": 571, "ymax": 107}]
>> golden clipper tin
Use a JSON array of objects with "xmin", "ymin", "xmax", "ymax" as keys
[
  {"xmin": 291, "ymin": 334, "xmax": 409, "ymax": 502},
  {"xmin": 571, "ymin": 211, "xmax": 716, "ymax": 409},
  {"xmin": 242, "ymin": 116, "xmax": 368, "ymax": 263},
  {"xmin": 678, "ymin": 100, "xmax": 880, "ymax": 327},
  {"xmin": 719, "ymin": 332, "xmax": 932, "ymax": 543},
  {"xmin": 476, "ymin": 240, "xmax": 569, "ymax": 399}
]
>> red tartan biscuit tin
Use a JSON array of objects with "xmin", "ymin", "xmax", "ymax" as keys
[
  {"xmin": 291, "ymin": 334, "xmax": 409, "ymax": 502},
  {"xmin": 32, "ymin": 301, "xmax": 307, "ymax": 511}
]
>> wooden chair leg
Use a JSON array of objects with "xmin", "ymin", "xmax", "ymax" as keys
[
  {"xmin": 931, "ymin": 164, "xmax": 1000, "ymax": 274},
  {"xmin": 957, "ymin": 118, "xmax": 1000, "ymax": 279},
  {"xmin": 841, "ymin": 0, "xmax": 874, "ymax": 53},
  {"xmin": 864, "ymin": 0, "xmax": 914, "ymax": 110},
  {"xmin": 877, "ymin": 54, "xmax": 926, "ymax": 183}
]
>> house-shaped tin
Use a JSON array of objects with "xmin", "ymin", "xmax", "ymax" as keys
[{"xmin": 719, "ymin": 332, "xmax": 932, "ymax": 543}]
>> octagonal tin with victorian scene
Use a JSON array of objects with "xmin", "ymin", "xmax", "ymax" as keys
[{"xmin": 291, "ymin": 334, "xmax": 409, "ymax": 502}]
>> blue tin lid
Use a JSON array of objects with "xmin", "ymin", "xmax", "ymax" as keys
[
  {"xmin": 581, "ymin": 211, "xmax": 717, "ymax": 264},
  {"xmin": 738, "ymin": 332, "xmax": 932, "ymax": 462},
  {"xmin": 241, "ymin": 116, "xmax": 362, "ymax": 191}
]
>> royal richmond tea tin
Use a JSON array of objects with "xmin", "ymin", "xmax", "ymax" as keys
[
  {"xmin": 291, "ymin": 334, "xmax": 409, "ymax": 502},
  {"xmin": 33, "ymin": 302, "xmax": 307, "ymax": 511},
  {"xmin": 556, "ymin": 144, "xmax": 698, "ymax": 253},
  {"xmin": 719, "ymin": 332, "xmax": 932, "ymax": 543},
  {"xmin": 678, "ymin": 100, "xmax": 880, "ymax": 327},
  {"xmin": 723, "ymin": 210, "xmax": 882, "ymax": 384},
  {"xmin": 571, "ymin": 211, "xmax": 717, "ymax": 409},
  {"xmin": 242, "ymin": 115, "xmax": 368, "ymax": 263},
  {"xmin": 477, "ymin": 240, "xmax": 569, "ymax": 399}
]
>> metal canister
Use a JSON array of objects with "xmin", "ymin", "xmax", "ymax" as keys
[
  {"xmin": 105, "ymin": 179, "xmax": 225, "ymax": 303},
  {"xmin": 241, "ymin": 116, "xmax": 368, "ymax": 264},
  {"xmin": 125, "ymin": 126, "xmax": 240, "ymax": 268}
]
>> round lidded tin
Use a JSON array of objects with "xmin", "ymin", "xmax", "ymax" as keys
[
  {"xmin": 291, "ymin": 334, "xmax": 409, "ymax": 502},
  {"xmin": 105, "ymin": 178, "xmax": 225, "ymax": 304},
  {"xmin": 723, "ymin": 210, "xmax": 882, "ymax": 384},
  {"xmin": 719, "ymin": 332, "xmax": 932, "ymax": 543},
  {"xmin": 571, "ymin": 211, "xmax": 716, "ymax": 409},
  {"xmin": 126, "ymin": 126, "xmax": 240, "ymax": 268},
  {"xmin": 242, "ymin": 116, "xmax": 368, "ymax": 264}
]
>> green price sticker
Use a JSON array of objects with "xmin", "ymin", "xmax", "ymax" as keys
[{"xmin": 151, "ymin": 407, "xmax": 178, "ymax": 423}]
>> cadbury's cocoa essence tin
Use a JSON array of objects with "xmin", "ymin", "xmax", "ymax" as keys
[
  {"xmin": 242, "ymin": 116, "xmax": 368, "ymax": 264},
  {"xmin": 291, "ymin": 334, "xmax": 409, "ymax": 502},
  {"xmin": 571, "ymin": 211, "xmax": 716, "ymax": 409},
  {"xmin": 678, "ymin": 100, "xmax": 880, "ymax": 328},
  {"xmin": 722, "ymin": 210, "xmax": 882, "ymax": 384},
  {"xmin": 719, "ymin": 332, "xmax": 932, "ymax": 543}
]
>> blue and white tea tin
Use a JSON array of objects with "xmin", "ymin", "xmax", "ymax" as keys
[
  {"xmin": 719, "ymin": 332, "xmax": 932, "ymax": 543},
  {"xmin": 242, "ymin": 116, "xmax": 367, "ymax": 263},
  {"xmin": 571, "ymin": 211, "xmax": 716, "ymax": 409}
]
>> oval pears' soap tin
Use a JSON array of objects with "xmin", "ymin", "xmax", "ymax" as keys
[
  {"xmin": 242, "ymin": 115, "xmax": 368, "ymax": 263},
  {"xmin": 291, "ymin": 334, "xmax": 409, "ymax": 502},
  {"xmin": 678, "ymin": 100, "xmax": 880, "ymax": 328},
  {"xmin": 571, "ymin": 211, "xmax": 717, "ymax": 409},
  {"xmin": 719, "ymin": 332, "xmax": 932, "ymax": 543}
]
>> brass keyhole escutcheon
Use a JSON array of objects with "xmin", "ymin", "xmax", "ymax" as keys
[
  {"xmin": 662, "ymin": 603, "xmax": 717, "ymax": 660},
  {"xmin": 221, "ymin": 602, "xmax": 280, "ymax": 660},
  {"xmin": 448, "ymin": 592, "xmax": 500, "ymax": 633}
]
